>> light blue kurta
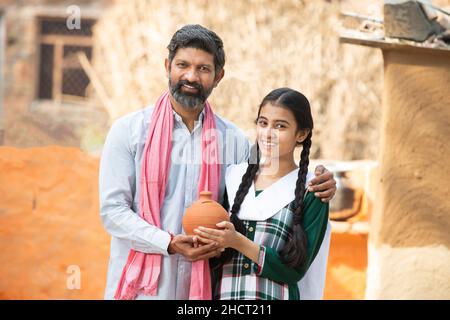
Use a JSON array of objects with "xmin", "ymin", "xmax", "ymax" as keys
[{"xmin": 99, "ymin": 104, "xmax": 250, "ymax": 300}]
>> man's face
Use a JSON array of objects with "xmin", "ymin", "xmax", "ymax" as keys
[{"xmin": 165, "ymin": 47, "xmax": 223, "ymax": 110}]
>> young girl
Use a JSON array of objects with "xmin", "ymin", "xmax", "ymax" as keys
[{"xmin": 194, "ymin": 88, "xmax": 330, "ymax": 300}]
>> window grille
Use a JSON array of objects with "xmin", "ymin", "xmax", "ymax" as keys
[{"xmin": 37, "ymin": 17, "xmax": 95, "ymax": 102}]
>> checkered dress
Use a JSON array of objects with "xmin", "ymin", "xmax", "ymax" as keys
[
  {"xmin": 213, "ymin": 190, "xmax": 297, "ymax": 300},
  {"xmin": 211, "ymin": 191, "xmax": 328, "ymax": 300}
]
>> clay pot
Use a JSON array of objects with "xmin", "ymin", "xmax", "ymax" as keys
[{"xmin": 182, "ymin": 191, "xmax": 230, "ymax": 235}]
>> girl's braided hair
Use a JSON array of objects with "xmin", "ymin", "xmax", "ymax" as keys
[{"xmin": 218, "ymin": 88, "xmax": 314, "ymax": 269}]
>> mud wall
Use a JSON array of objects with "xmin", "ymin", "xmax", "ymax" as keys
[
  {"xmin": 0, "ymin": 146, "xmax": 109, "ymax": 299},
  {"xmin": 366, "ymin": 49, "xmax": 450, "ymax": 299}
]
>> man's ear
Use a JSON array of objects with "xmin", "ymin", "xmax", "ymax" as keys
[
  {"xmin": 213, "ymin": 68, "xmax": 225, "ymax": 88},
  {"xmin": 164, "ymin": 58, "xmax": 170, "ymax": 78},
  {"xmin": 296, "ymin": 129, "xmax": 311, "ymax": 144}
]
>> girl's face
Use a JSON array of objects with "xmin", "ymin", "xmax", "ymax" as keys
[{"xmin": 256, "ymin": 102, "xmax": 309, "ymax": 161}]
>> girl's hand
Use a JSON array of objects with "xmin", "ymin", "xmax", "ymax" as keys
[
  {"xmin": 192, "ymin": 235, "xmax": 218, "ymax": 247},
  {"xmin": 194, "ymin": 221, "xmax": 239, "ymax": 249}
]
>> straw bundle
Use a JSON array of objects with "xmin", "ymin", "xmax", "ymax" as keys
[{"xmin": 89, "ymin": 0, "xmax": 384, "ymax": 160}]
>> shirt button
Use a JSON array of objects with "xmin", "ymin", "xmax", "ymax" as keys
[
  {"xmin": 244, "ymin": 263, "xmax": 249, "ymax": 269},
  {"xmin": 248, "ymin": 227, "xmax": 254, "ymax": 232}
]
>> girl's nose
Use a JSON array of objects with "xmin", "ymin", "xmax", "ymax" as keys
[
  {"xmin": 267, "ymin": 128, "xmax": 278, "ymax": 141},
  {"xmin": 260, "ymin": 128, "xmax": 277, "ymax": 142}
]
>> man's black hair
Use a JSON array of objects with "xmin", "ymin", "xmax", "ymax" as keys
[{"xmin": 167, "ymin": 24, "xmax": 225, "ymax": 73}]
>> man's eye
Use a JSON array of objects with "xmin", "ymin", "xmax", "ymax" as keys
[
  {"xmin": 200, "ymin": 66, "xmax": 210, "ymax": 72},
  {"xmin": 177, "ymin": 63, "xmax": 186, "ymax": 68}
]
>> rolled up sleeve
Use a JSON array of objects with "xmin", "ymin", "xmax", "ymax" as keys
[{"xmin": 99, "ymin": 117, "xmax": 170, "ymax": 255}]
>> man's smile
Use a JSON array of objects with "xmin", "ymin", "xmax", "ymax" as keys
[{"xmin": 182, "ymin": 84, "xmax": 199, "ymax": 93}]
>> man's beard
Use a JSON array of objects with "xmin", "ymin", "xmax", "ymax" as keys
[{"xmin": 169, "ymin": 78, "xmax": 213, "ymax": 110}]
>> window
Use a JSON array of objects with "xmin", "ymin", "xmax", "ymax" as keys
[{"xmin": 37, "ymin": 17, "xmax": 96, "ymax": 102}]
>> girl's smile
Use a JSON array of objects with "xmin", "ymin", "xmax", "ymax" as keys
[{"xmin": 257, "ymin": 102, "xmax": 305, "ymax": 160}]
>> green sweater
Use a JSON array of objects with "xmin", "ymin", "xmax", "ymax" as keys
[{"xmin": 253, "ymin": 190, "xmax": 329, "ymax": 299}]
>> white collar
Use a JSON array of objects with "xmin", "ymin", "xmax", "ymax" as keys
[
  {"xmin": 172, "ymin": 106, "xmax": 205, "ymax": 124},
  {"xmin": 225, "ymin": 163, "xmax": 314, "ymax": 221}
]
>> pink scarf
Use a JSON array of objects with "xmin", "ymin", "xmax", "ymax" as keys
[{"xmin": 114, "ymin": 91, "xmax": 221, "ymax": 300}]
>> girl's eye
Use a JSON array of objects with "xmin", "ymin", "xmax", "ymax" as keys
[
  {"xmin": 257, "ymin": 120, "xmax": 267, "ymax": 126},
  {"xmin": 275, "ymin": 124, "xmax": 286, "ymax": 129}
]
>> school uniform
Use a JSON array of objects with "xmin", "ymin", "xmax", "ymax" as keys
[{"xmin": 212, "ymin": 163, "xmax": 331, "ymax": 300}]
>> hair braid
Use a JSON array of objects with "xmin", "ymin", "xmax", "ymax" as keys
[
  {"xmin": 280, "ymin": 133, "xmax": 312, "ymax": 268},
  {"xmin": 217, "ymin": 143, "xmax": 260, "ymax": 265}
]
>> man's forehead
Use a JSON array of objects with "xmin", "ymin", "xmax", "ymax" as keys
[{"xmin": 172, "ymin": 47, "xmax": 214, "ymax": 65}]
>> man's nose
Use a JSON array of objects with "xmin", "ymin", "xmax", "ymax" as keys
[{"xmin": 183, "ymin": 68, "xmax": 200, "ymax": 83}]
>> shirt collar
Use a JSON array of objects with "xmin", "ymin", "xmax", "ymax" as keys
[{"xmin": 172, "ymin": 106, "xmax": 206, "ymax": 126}]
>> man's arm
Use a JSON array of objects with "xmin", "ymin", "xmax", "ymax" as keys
[
  {"xmin": 236, "ymin": 136, "xmax": 336, "ymax": 202},
  {"xmin": 99, "ymin": 118, "xmax": 171, "ymax": 255}
]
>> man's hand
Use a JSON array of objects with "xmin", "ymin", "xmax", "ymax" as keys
[
  {"xmin": 193, "ymin": 235, "xmax": 225, "ymax": 258},
  {"xmin": 168, "ymin": 234, "xmax": 223, "ymax": 262},
  {"xmin": 308, "ymin": 165, "xmax": 337, "ymax": 202}
]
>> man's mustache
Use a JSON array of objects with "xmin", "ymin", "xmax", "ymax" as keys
[{"xmin": 174, "ymin": 80, "xmax": 204, "ymax": 94}]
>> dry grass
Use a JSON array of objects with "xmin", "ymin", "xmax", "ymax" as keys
[{"xmin": 88, "ymin": 0, "xmax": 385, "ymax": 160}]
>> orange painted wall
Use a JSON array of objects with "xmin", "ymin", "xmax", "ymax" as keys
[
  {"xmin": 0, "ymin": 146, "xmax": 109, "ymax": 299},
  {"xmin": 324, "ymin": 232, "xmax": 368, "ymax": 300}
]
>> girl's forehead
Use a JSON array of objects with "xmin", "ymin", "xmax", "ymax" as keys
[{"xmin": 259, "ymin": 103, "xmax": 296, "ymax": 121}]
